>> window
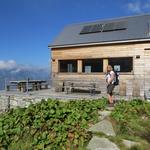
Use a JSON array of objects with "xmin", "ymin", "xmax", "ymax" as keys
[
  {"xmin": 59, "ymin": 60, "xmax": 77, "ymax": 72},
  {"xmin": 108, "ymin": 57, "xmax": 133, "ymax": 72},
  {"xmin": 82, "ymin": 59, "xmax": 103, "ymax": 73}
]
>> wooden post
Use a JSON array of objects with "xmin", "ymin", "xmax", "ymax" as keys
[
  {"xmin": 103, "ymin": 59, "xmax": 108, "ymax": 73},
  {"xmin": 77, "ymin": 60, "xmax": 82, "ymax": 73},
  {"xmin": 7, "ymin": 96, "xmax": 10, "ymax": 112},
  {"xmin": 119, "ymin": 82, "xmax": 126, "ymax": 96},
  {"xmin": 17, "ymin": 83, "xmax": 21, "ymax": 91}
]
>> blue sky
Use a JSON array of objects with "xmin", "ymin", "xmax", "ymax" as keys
[{"xmin": 0, "ymin": 0, "xmax": 150, "ymax": 69}]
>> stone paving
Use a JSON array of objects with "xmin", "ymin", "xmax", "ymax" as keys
[
  {"xmin": 0, "ymin": 89, "xmax": 104, "ymax": 112},
  {"xmin": 0, "ymin": 88, "xmax": 132, "ymax": 100},
  {"xmin": 87, "ymin": 136, "xmax": 120, "ymax": 150},
  {"xmin": 0, "ymin": 88, "xmax": 128, "ymax": 112},
  {"xmin": 0, "ymin": 88, "xmax": 138, "ymax": 112},
  {"xmin": 98, "ymin": 110, "xmax": 111, "ymax": 120},
  {"xmin": 88, "ymin": 120, "xmax": 116, "ymax": 136},
  {"xmin": 86, "ymin": 106, "xmax": 141, "ymax": 150}
]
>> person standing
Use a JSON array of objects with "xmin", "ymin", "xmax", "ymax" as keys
[{"xmin": 105, "ymin": 65, "xmax": 115, "ymax": 106}]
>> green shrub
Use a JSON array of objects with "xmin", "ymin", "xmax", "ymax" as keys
[{"xmin": 0, "ymin": 98, "xmax": 107, "ymax": 149}]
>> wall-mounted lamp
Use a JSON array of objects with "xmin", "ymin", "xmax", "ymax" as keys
[
  {"xmin": 51, "ymin": 58, "xmax": 55, "ymax": 62},
  {"xmin": 136, "ymin": 55, "xmax": 140, "ymax": 59}
]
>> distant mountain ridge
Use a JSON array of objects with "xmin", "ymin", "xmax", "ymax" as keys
[{"xmin": 0, "ymin": 67, "xmax": 50, "ymax": 90}]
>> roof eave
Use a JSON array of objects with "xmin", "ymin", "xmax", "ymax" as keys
[{"xmin": 48, "ymin": 38, "xmax": 150, "ymax": 49}]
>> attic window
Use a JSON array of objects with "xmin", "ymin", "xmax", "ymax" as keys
[{"xmin": 80, "ymin": 21, "xmax": 127, "ymax": 34}]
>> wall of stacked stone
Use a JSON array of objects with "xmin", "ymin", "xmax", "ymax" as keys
[{"xmin": 0, "ymin": 94, "xmax": 49, "ymax": 113}]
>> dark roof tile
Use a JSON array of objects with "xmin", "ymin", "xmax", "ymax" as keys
[{"xmin": 48, "ymin": 14, "xmax": 150, "ymax": 48}]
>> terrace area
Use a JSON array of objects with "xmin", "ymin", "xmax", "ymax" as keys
[{"xmin": 0, "ymin": 87, "xmax": 150, "ymax": 114}]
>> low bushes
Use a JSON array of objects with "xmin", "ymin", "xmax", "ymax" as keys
[
  {"xmin": 0, "ymin": 98, "xmax": 107, "ymax": 149},
  {"xmin": 111, "ymin": 99, "xmax": 150, "ymax": 143}
]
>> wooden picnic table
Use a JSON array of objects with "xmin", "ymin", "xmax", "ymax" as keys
[{"xmin": 8, "ymin": 80, "xmax": 47, "ymax": 92}]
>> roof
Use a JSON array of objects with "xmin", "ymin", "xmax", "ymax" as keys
[{"xmin": 48, "ymin": 14, "xmax": 150, "ymax": 48}]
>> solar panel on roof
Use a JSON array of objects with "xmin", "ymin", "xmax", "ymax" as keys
[
  {"xmin": 103, "ymin": 23, "xmax": 114, "ymax": 32},
  {"xmin": 91, "ymin": 24, "xmax": 103, "ymax": 33},
  {"xmin": 80, "ymin": 24, "xmax": 103, "ymax": 34},
  {"xmin": 80, "ymin": 25, "xmax": 93, "ymax": 34},
  {"xmin": 80, "ymin": 21, "xmax": 127, "ymax": 34}
]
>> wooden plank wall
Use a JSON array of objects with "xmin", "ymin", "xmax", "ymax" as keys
[
  {"xmin": 144, "ymin": 48, "xmax": 150, "ymax": 94},
  {"xmin": 51, "ymin": 42, "xmax": 150, "ymax": 97}
]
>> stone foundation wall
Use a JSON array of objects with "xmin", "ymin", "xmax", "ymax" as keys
[
  {"xmin": 54, "ymin": 78, "xmax": 149, "ymax": 98},
  {"xmin": 0, "ymin": 94, "xmax": 48, "ymax": 113}
]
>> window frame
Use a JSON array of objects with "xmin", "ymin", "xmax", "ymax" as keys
[
  {"xmin": 82, "ymin": 58, "xmax": 103, "ymax": 73},
  {"xmin": 58, "ymin": 59, "xmax": 77, "ymax": 73},
  {"xmin": 57, "ymin": 57, "xmax": 134, "ymax": 74},
  {"xmin": 108, "ymin": 57, "xmax": 133, "ymax": 73}
]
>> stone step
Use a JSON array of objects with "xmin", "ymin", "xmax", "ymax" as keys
[
  {"xmin": 87, "ymin": 136, "xmax": 120, "ymax": 150},
  {"xmin": 88, "ymin": 120, "xmax": 116, "ymax": 136},
  {"xmin": 106, "ymin": 106, "xmax": 115, "ymax": 111},
  {"xmin": 98, "ymin": 110, "xmax": 112, "ymax": 120}
]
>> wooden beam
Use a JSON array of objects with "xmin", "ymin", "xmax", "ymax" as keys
[
  {"xmin": 77, "ymin": 60, "xmax": 82, "ymax": 73},
  {"xmin": 103, "ymin": 59, "xmax": 108, "ymax": 73}
]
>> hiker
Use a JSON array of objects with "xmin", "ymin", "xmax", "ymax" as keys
[{"xmin": 105, "ymin": 65, "xmax": 115, "ymax": 106}]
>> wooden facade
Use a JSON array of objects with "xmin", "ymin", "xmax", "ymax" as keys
[{"xmin": 51, "ymin": 41, "xmax": 150, "ymax": 98}]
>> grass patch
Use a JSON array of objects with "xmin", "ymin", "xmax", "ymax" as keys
[{"xmin": 110, "ymin": 99, "xmax": 150, "ymax": 150}]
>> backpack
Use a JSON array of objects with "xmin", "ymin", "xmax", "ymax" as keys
[{"xmin": 113, "ymin": 71, "xmax": 119, "ymax": 86}]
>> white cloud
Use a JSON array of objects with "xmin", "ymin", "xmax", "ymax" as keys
[
  {"xmin": 0, "ymin": 60, "xmax": 17, "ymax": 70},
  {"xmin": 0, "ymin": 60, "xmax": 50, "ymax": 76},
  {"xmin": 10, "ymin": 68, "xmax": 21, "ymax": 74},
  {"xmin": 127, "ymin": 0, "xmax": 150, "ymax": 13},
  {"xmin": 127, "ymin": 2, "xmax": 142, "ymax": 13}
]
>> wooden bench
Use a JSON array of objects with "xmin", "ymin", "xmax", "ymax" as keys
[
  {"xmin": 6, "ymin": 84, "xmax": 18, "ymax": 91},
  {"xmin": 41, "ymin": 83, "xmax": 49, "ymax": 89},
  {"xmin": 6, "ymin": 84, "xmax": 32, "ymax": 92},
  {"xmin": 63, "ymin": 80, "xmax": 96, "ymax": 95}
]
